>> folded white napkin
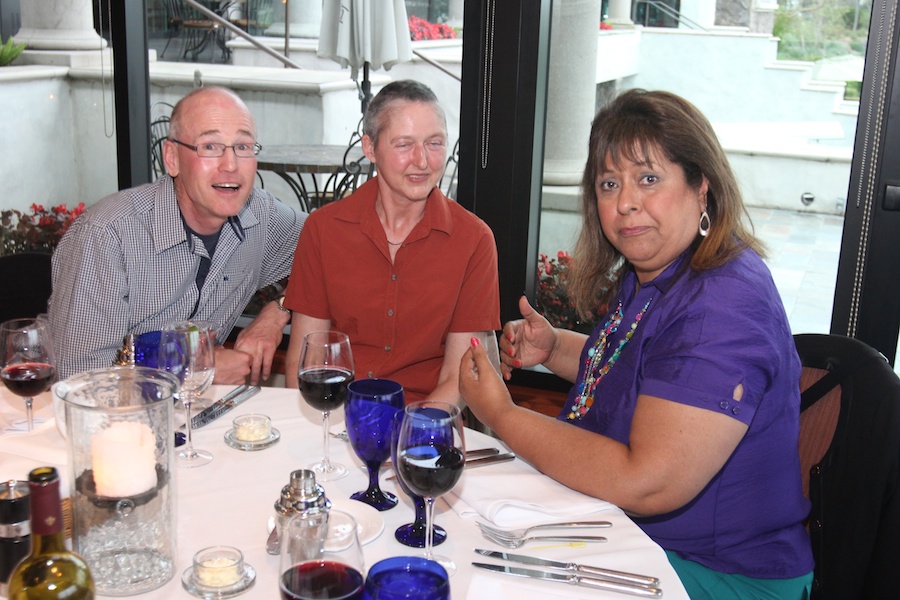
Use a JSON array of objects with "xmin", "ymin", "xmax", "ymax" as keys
[{"xmin": 446, "ymin": 455, "xmax": 616, "ymax": 528}]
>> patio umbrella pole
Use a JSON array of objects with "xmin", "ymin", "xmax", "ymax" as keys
[{"xmin": 361, "ymin": 62, "xmax": 372, "ymax": 114}]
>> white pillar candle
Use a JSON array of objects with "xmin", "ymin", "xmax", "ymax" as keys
[{"xmin": 91, "ymin": 422, "xmax": 157, "ymax": 498}]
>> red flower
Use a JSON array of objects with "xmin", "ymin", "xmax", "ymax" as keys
[
  {"xmin": 535, "ymin": 251, "xmax": 604, "ymax": 334},
  {"xmin": 408, "ymin": 15, "xmax": 456, "ymax": 41},
  {"xmin": 1, "ymin": 202, "xmax": 85, "ymax": 256}
]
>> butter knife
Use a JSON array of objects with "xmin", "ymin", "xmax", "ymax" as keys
[
  {"xmin": 472, "ymin": 563, "xmax": 663, "ymax": 598},
  {"xmin": 386, "ymin": 452, "xmax": 516, "ymax": 481},
  {"xmin": 474, "ymin": 549, "xmax": 660, "ymax": 587},
  {"xmin": 188, "ymin": 385, "xmax": 260, "ymax": 429}
]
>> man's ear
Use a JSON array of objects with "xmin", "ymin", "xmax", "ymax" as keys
[{"xmin": 163, "ymin": 140, "xmax": 179, "ymax": 177}]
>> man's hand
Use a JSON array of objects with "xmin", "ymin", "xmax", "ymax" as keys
[
  {"xmin": 233, "ymin": 300, "xmax": 290, "ymax": 385},
  {"xmin": 212, "ymin": 347, "xmax": 253, "ymax": 384}
]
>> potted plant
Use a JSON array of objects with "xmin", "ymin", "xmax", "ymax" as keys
[
  {"xmin": 1, "ymin": 203, "xmax": 85, "ymax": 256},
  {"xmin": 535, "ymin": 251, "xmax": 605, "ymax": 334}
]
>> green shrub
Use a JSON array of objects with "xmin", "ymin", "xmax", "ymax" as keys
[{"xmin": 0, "ymin": 36, "xmax": 26, "ymax": 67}]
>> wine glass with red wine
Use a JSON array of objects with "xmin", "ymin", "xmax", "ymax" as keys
[
  {"xmin": 0, "ymin": 318, "xmax": 56, "ymax": 432},
  {"xmin": 395, "ymin": 401, "xmax": 466, "ymax": 576},
  {"xmin": 279, "ymin": 509, "xmax": 365, "ymax": 600},
  {"xmin": 298, "ymin": 331, "xmax": 355, "ymax": 481}
]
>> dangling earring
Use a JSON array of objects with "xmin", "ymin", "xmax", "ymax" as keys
[{"xmin": 699, "ymin": 210, "xmax": 711, "ymax": 237}]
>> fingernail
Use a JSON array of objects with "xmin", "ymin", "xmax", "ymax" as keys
[
  {"xmin": 470, "ymin": 336, "xmax": 480, "ymax": 348},
  {"xmin": 514, "ymin": 359, "xmax": 521, "ymax": 368}
]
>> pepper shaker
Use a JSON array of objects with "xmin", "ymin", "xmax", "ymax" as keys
[
  {"xmin": 0, "ymin": 480, "xmax": 30, "ymax": 596},
  {"xmin": 267, "ymin": 469, "xmax": 330, "ymax": 555}
]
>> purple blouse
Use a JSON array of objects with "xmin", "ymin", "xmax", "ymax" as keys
[{"xmin": 558, "ymin": 249, "xmax": 814, "ymax": 578}]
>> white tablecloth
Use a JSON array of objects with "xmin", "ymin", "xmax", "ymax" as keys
[{"xmin": 0, "ymin": 385, "xmax": 688, "ymax": 599}]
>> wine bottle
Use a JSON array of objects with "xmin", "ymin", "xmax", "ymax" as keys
[{"xmin": 6, "ymin": 467, "xmax": 95, "ymax": 600}]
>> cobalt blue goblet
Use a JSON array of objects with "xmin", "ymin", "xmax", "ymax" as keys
[
  {"xmin": 345, "ymin": 378, "xmax": 404, "ymax": 511},
  {"xmin": 362, "ymin": 556, "xmax": 449, "ymax": 600},
  {"xmin": 390, "ymin": 411, "xmax": 447, "ymax": 548}
]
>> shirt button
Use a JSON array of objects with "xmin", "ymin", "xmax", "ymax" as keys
[
  {"xmin": 368, "ymin": 371, "xmax": 374, "ymax": 377},
  {"xmin": 387, "ymin": 309, "xmax": 394, "ymax": 317},
  {"xmin": 391, "ymin": 274, "xmax": 397, "ymax": 281},
  {"xmin": 384, "ymin": 345, "xmax": 391, "ymax": 352}
]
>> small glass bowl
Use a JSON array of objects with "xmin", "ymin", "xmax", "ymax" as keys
[
  {"xmin": 232, "ymin": 414, "xmax": 271, "ymax": 443},
  {"xmin": 182, "ymin": 545, "xmax": 255, "ymax": 598}
]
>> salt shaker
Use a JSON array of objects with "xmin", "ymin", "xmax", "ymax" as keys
[
  {"xmin": 0, "ymin": 480, "xmax": 30, "ymax": 596},
  {"xmin": 267, "ymin": 469, "xmax": 330, "ymax": 555}
]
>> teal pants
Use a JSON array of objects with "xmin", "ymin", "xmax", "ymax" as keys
[{"xmin": 666, "ymin": 551, "xmax": 813, "ymax": 600}]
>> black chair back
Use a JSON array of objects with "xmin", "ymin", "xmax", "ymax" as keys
[
  {"xmin": 795, "ymin": 333, "xmax": 900, "ymax": 599},
  {"xmin": 0, "ymin": 253, "xmax": 53, "ymax": 323}
]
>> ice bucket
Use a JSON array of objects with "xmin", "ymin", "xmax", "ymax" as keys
[{"xmin": 54, "ymin": 366, "xmax": 179, "ymax": 596}]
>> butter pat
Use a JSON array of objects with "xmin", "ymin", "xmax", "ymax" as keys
[
  {"xmin": 91, "ymin": 421, "xmax": 157, "ymax": 497},
  {"xmin": 194, "ymin": 546, "xmax": 243, "ymax": 587},
  {"xmin": 233, "ymin": 414, "xmax": 271, "ymax": 442}
]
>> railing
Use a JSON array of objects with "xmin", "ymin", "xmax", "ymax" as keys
[
  {"xmin": 633, "ymin": 0, "xmax": 708, "ymax": 31},
  {"xmin": 184, "ymin": 0, "xmax": 303, "ymax": 69}
]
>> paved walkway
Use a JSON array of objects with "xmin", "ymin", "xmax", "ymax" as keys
[{"xmin": 747, "ymin": 207, "xmax": 844, "ymax": 336}]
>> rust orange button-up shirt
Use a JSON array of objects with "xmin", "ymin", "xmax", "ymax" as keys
[{"xmin": 284, "ymin": 178, "xmax": 500, "ymax": 402}]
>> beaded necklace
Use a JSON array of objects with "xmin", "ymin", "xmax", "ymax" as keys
[{"xmin": 566, "ymin": 296, "xmax": 653, "ymax": 420}]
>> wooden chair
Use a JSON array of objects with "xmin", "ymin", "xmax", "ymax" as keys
[
  {"xmin": 795, "ymin": 333, "xmax": 900, "ymax": 599},
  {"xmin": 229, "ymin": 0, "xmax": 275, "ymax": 36},
  {"xmin": 163, "ymin": 0, "xmax": 227, "ymax": 63},
  {"xmin": 0, "ymin": 253, "xmax": 53, "ymax": 323}
]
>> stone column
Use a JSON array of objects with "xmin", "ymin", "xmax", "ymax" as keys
[
  {"xmin": 542, "ymin": 0, "xmax": 602, "ymax": 187},
  {"xmin": 607, "ymin": 0, "xmax": 634, "ymax": 27},
  {"xmin": 750, "ymin": 0, "xmax": 778, "ymax": 34},
  {"xmin": 14, "ymin": 0, "xmax": 105, "ymax": 51},
  {"xmin": 266, "ymin": 0, "xmax": 322, "ymax": 38},
  {"xmin": 447, "ymin": 0, "xmax": 464, "ymax": 29}
]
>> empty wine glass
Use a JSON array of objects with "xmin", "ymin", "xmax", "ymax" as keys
[
  {"xmin": 345, "ymin": 378, "xmax": 404, "ymax": 511},
  {"xmin": 395, "ymin": 401, "xmax": 465, "ymax": 575},
  {"xmin": 159, "ymin": 321, "xmax": 216, "ymax": 468},
  {"xmin": 390, "ymin": 411, "xmax": 447, "ymax": 549},
  {"xmin": 279, "ymin": 509, "xmax": 365, "ymax": 600},
  {"xmin": 298, "ymin": 331, "xmax": 355, "ymax": 481},
  {"xmin": 0, "ymin": 318, "xmax": 56, "ymax": 431}
]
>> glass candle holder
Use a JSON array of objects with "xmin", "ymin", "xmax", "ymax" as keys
[
  {"xmin": 193, "ymin": 546, "xmax": 244, "ymax": 588},
  {"xmin": 54, "ymin": 366, "xmax": 179, "ymax": 596},
  {"xmin": 233, "ymin": 414, "xmax": 271, "ymax": 442}
]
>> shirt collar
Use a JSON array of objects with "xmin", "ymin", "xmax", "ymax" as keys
[
  {"xmin": 334, "ymin": 177, "xmax": 455, "ymax": 238},
  {"xmin": 622, "ymin": 249, "xmax": 693, "ymax": 299},
  {"xmin": 150, "ymin": 175, "xmax": 248, "ymax": 254}
]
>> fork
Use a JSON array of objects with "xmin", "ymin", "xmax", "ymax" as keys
[
  {"xmin": 477, "ymin": 520, "xmax": 612, "ymax": 542},
  {"xmin": 480, "ymin": 528, "xmax": 608, "ymax": 549}
]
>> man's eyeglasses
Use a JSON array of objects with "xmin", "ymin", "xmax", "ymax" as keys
[{"xmin": 169, "ymin": 138, "xmax": 262, "ymax": 158}]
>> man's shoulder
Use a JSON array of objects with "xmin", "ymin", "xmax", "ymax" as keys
[{"xmin": 82, "ymin": 180, "xmax": 164, "ymax": 229}]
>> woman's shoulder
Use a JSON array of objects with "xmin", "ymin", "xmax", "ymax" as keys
[{"xmin": 441, "ymin": 196, "xmax": 495, "ymax": 238}]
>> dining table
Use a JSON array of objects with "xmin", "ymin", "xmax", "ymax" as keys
[
  {"xmin": 0, "ymin": 384, "xmax": 689, "ymax": 599},
  {"xmin": 255, "ymin": 144, "xmax": 373, "ymax": 212}
]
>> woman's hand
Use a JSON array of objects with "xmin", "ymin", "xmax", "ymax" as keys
[
  {"xmin": 459, "ymin": 337, "xmax": 515, "ymax": 428},
  {"xmin": 499, "ymin": 295, "xmax": 559, "ymax": 380}
]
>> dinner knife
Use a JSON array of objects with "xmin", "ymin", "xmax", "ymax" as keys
[
  {"xmin": 471, "ymin": 563, "xmax": 663, "ymax": 598},
  {"xmin": 386, "ymin": 452, "xmax": 516, "ymax": 480},
  {"xmin": 189, "ymin": 385, "xmax": 260, "ymax": 429},
  {"xmin": 474, "ymin": 549, "xmax": 660, "ymax": 587},
  {"xmin": 383, "ymin": 446, "xmax": 500, "ymax": 467}
]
